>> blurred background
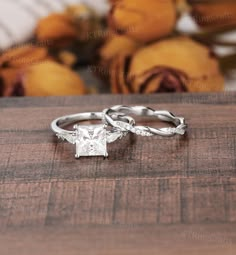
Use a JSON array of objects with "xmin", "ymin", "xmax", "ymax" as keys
[{"xmin": 0, "ymin": 0, "xmax": 236, "ymax": 97}]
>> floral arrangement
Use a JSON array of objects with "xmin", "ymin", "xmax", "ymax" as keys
[{"xmin": 0, "ymin": 0, "xmax": 235, "ymax": 96}]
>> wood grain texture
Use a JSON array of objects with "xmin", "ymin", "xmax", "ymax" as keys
[
  {"xmin": 0, "ymin": 224, "xmax": 236, "ymax": 255},
  {"xmin": 0, "ymin": 92, "xmax": 236, "ymax": 254}
]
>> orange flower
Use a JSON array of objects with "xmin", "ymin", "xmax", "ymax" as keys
[
  {"xmin": 0, "ymin": 68, "xmax": 22, "ymax": 96},
  {"xmin": 100, "ymin": 34, "xmax": 140, "ymax": 61},
  {"xmin": 0, "ymin": 45, "xmax": 51, "ymax": 96},
  {"xmin": 22, "ymin": 61, "xmax": 86, "ymax": 96},
  {"xmin": 110, "ymin": 37, "xmax": 224, "ymax": 93},
  {"xmin": 0, "ymin": 45, "xmax": 50, "ymax": 68},
  {"xmin": 0, "ymin": 50, "xmax": 86, "ymax": 96},
  {"xmin": 97, "ymin": 34, "xmax": 141, "ymax": 80},
  {"xmin": 109, "ymin": 0, "xmax": 177, "ymax": 43},
  {"xmin": 36, "ymin": 14, "xmax": 78, "ymax": 47},
  {"xmin": 189, "ymin": 1, "xmax": 236, "ymax": 29}
]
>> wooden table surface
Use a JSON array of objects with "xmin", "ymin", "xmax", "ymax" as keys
[{"xmin": 0, "ymin": 92, "xmax": 236, "ymax": 254}]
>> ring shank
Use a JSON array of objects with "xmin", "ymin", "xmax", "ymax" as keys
[{"xmin": 51, "ymin": 112, "xmax": 104, "ymax": 135}]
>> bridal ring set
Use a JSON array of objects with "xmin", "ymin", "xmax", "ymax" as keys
[{"xmin": 51, "ymin": 105, "xmax": 187, "ymax": 159}]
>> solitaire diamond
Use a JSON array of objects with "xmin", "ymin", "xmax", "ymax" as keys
[{"xmin": 74, "ymin": 125, "xmax": 108, "ymax": 158}]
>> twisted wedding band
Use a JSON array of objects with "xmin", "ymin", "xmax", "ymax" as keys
[{"xmin": 103, "ymin": 105, "xmax": 187, "ymax": 137}]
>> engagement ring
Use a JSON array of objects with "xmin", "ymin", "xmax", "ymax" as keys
[{"xmin": 51, "ymin": 112, "xmax": 135, "ymax": 158}]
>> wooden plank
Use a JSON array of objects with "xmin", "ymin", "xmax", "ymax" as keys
[
  {"xmin": 0, "ymin": 92, "xmax": 236, "ymax": 109},
  {"xmin": 0, "ymin": 104, "xmax": 235, "ymax": 181},
  {"xmin": 0, "ymin": 224, "xmax": 235, "ymax": 255},
  {"xmin": 0, "ymin": 92, "xmax": 236, "ymax": 254},
  {"xmin": 0, "ymin": 177, "xmax": 235, "ymax": 228}
]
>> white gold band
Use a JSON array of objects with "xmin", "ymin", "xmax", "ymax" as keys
[{"xmin": 103, "ymin": 105, "xmax": 187, "ymax": 137}]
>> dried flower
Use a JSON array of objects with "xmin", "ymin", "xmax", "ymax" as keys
[
  {"xmin": 110, "ymin": 53, "xmax": 131, "ymax": 94},
  {"xmin": 0, "ymin": 45, "xmax": 50, "ymax": 68},
  {"xmin": 36, "ymin": 14, "xmax": 78, "ymax": 47},
  {"xmin": 109, "ymin": 0, "xmax": 177, "ymax": 43},
  {"xmin": 22, "ymin": 61, "xmax": 87, "ymax": 96},
  {"xmin": 65, "ymin": 4, "xmax": 103, "ymax": 42},
  {"xmin": 110, "ymin": 37, "xmax": 224, "ymax": 93},
  {"xmin": 99, "ymin": 34, "xmax": 141, "ymax": 62},
  {"xmin": 0, "ymin": 61, "xmax": 86, "ymax": 96},
  {"xmin": 0, "ymin": 68, "xmax": 23, "ymax": 96},
  {"xmin": 0, "ymin": 45, "xmax": 51, "ymax": 96},
  {"xmin": 189, "ymin": 1, "xmax": 236, "ymax": 29},
  {"xmin": 58, "ymin": 50, "xmax": 78, "ymax": 67},
  {"xmin": 97, "ymin": 34, "xmax": 141, "ymax": 80}
]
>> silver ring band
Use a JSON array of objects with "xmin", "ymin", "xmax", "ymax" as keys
[
  {"xmin": 103, "ymin": 105, "xmax": 187, "ymax": 137},
  {"xmin": 51, "ymin": 111, "xmax": 135, "ymax": 143}
]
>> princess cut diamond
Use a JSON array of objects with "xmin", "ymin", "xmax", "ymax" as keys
[{"xmin": 74, "ymin": 125, "xmax": 108, "ymax": 158}]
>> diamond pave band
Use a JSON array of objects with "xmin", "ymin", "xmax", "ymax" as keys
[
  {"xmin": 103, "ymin": 105, "xmax": 187, "ymax": 137},
  {"xmin": 51, "ymin": 112, "xmax": 135, "ymax": 158}
]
